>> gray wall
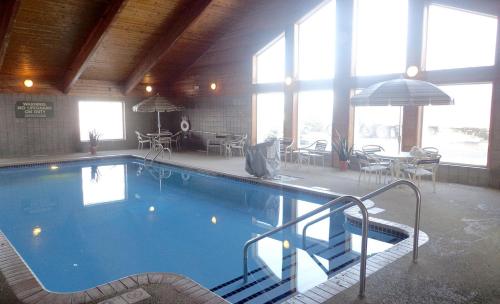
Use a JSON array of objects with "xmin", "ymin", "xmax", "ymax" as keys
[
  {"xmin": 0, "ymin": 93, "xmax": 155, "ymax": 157},
  {"xmin": 180, "ymin": 96, "xmax": 251, "ymax": 149}
]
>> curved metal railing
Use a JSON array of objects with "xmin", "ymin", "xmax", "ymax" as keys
[
  {"xmin": 242, "ymin": 195, "xmax": 370, "ymax": 296},
  {"xmin": 241, "ymin": 179, "xmax": 422, "ymax": 297},
  {"xmin": 302, "ymin": 179, "xmax": 421, "ymax": 261},
  {"xmin": 143, "ymin": 139, "xmax": 171, "ymax": 164}
]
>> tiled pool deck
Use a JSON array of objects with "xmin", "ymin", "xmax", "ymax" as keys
[{"xmin": 0, "ymin": 150, "xmax": 498, "ymax": 304}]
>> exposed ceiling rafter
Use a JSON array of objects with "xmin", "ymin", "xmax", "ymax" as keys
[
  {"xmin": 62, "ymin": 0, "xmax": 128, "ymax": 94},
  {"xmin": 123, "ymin": 0, "xmax": 214, "ymax": 95},
  {"xmin": 0, "ymin": 0, "xmax": 21, "ymax": 70}
]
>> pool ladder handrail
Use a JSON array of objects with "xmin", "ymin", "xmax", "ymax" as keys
[
  {"xmin": 302, "ymin": 179, "xmax": 421, "ymax": 262},
  {"xmin": 143, "ymin": 139, "xmax": 171, "ymax": 165},
  {"xmin": 242, "ymin": 195, "xmax": 370, "ymax": 296},
  {"xmin": 242, "ymin": 179, "xmax": 422, "ymax": 298}
]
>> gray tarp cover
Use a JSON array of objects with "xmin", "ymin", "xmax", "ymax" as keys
[{"xmin": 245, "ymin": 139, "xmax": 280, "ymax": 178}]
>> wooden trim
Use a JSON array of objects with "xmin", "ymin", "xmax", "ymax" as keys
[
  {"xmin": 0, "ymin": 0, "xmax": 20, "ymax": 69},
  {"xmin": 123, "ymin": 0, "xmax": 214, "ymax": 95},
  {"xmin": 62, "ymin": 0, "xmax": 128, "ymax": 94}
]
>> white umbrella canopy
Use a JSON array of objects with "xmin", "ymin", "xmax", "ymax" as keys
[
  {"xmin": 132, "ymin": 96, "xmax": 184, "ymax": 134},
  {"xmin": 351, "ymin": 79, "xmax": 454, "ymax": 106}
]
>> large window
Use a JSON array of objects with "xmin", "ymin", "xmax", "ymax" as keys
[
  {"xmin": 354, "ymin": 105, "xmax": 403, "ymax": 154},
  {"xmin": 422, "ymin": 83, "xmax": 492, "ymax": 166},
  {"xmin": 353, "ymin": 0, "xmax": 408, "ymax": 76},
  {"xmin": 425, "ymin": 5, "xmax": 498, "ymax": 71},
  {"xmin": 297, "ymin": 0, "xmax": 336, "ymax": 80},
  {"xmin": 254, "ymin": 35, "xmax": 285, "ymax": 84},
  {"xmin": 79, "ymin": 101, "xmax": 124, "ymax": 141},
  {"xmin": 298, "ymin": 90, "xmax": 333, "ymax": 149},
  {"xmin": 256, "ymin": 93, "xmax": 285, "ymax": 143}
]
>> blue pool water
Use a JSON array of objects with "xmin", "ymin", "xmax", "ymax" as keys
[{"xmin": 0, "ymin": 157, "xmax": 405, "ymax": 303}]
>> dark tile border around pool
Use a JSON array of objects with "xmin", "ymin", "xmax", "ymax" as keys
[{"xmin": 0, "ymin": 154, "xmax": 429, "ymax": 304}]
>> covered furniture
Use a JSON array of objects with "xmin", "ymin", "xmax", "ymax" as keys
[{"xmin": 245, "ymin": 139, "xmax": 280, "ymax": 178}]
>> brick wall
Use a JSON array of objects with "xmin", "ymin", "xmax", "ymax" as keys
[{"xmin": 0, "ymin": 93, "xmax": 155, "ymax": 157}]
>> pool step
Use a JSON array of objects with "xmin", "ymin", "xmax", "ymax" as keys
[{"xmin": 212, "ymin": 232, "xmax": 362, "ymax": 304}]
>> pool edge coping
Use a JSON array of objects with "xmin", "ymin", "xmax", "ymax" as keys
[{"xmin": 0, "ymin": 153, "xmax": 429, "ymax": 304}]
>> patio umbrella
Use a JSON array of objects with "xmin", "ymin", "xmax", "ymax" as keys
[
  {"xmin": 132, "ymin": 95, "xmax": 184, "ymax": 134},
  {"xmin": 351, "ymin": 79, "xmax": 454, "ymax": 152},
  {"xmin": 351, "ymin": 79, "xmax": 454, "ymax": 106}
]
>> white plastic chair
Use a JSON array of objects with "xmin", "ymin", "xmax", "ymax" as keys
[
  {"xmin": 298, "ymin": 140, "xmax": 328, "ymax": 167},
  {"xmin": 135, "ymin": 131, "xmax": 151, "ymax": 150},
  {"xmin": 226, "ymin": 134, "xmax": 247, "ymax": 157},
  {"xmin": 403, "ymin": 155, "xmax": 441, "ymax": 192},
  {"xmin": 354, "ymin": 150, "xmax": 391, "ymax": 184}
]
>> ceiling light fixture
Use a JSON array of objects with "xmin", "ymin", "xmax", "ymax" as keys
[
  {"xmin": 210, "ymin": 83, "xmax": 217, "ymax": 91},
  {"xmin": 145, "ymin": 85, "xmax": 153, "ymax": 93},
  {"xmin": 24, "ymin": 79, "xmax": 33, "ymax": 88}
]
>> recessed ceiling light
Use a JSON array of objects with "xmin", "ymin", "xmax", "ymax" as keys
[
  {"xmin": 211, "ymin": 216, "xmax": 217, "ymax": 224},
  {"xmin": 24, "ymin": 79, "xmax": 33, "ymax": 88},
  {"xmin": 210, "ymin": 83, "xmax": 217, "ymax": 90},
  {"xmin": 149, "ymin": 206, "xmax": 155, "ymax": 212},
  {"xmin": 145, "ymin": 85, "xmax": 153, "ymax": 93}
]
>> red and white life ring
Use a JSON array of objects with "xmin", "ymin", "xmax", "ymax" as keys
[{"xmin": 180, "ymin": 116, "xmax": 190, "ymax": 132}]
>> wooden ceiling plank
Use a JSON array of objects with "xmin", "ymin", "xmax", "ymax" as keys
[
  {"xmin": 0, "ymin": 0, "xmax": 21, "ymax": 69},
  {"xmin": 62, "ymin": 0, "xmax": 128, "ymax": 94},
  {"xmin": 123, "ymin": 0, "xmax": 214, "ymax": 95}
]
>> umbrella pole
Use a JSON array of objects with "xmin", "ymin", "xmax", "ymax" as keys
[{"xmin": 157, "ymin": 111, "xmax": 161, "ymax": 134}]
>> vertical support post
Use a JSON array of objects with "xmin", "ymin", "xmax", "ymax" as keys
[
  {"xmin": 333, "ymin": 0, "xmax": 354, "ymax": 167},
  {"xmin": 487, "ymin": 14, "xmax": 500, "ymax": 187},
  {"xmin": 402, "ymin": 0, "xmax": 426, "ymax": 151},
  {"xmin": 284, "ymin": 25, "xmax": 295, "ymax": 140}
]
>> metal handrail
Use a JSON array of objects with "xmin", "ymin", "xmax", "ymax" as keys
[
  {"xmin": 302, "ymin": 179, "xmax": 421, "ymax": 262},
  {"xmin": 144, "ymin": 140, "xmax": 171, "ymax": 164},
  {"xmin": 242, "ymin": 195, "xmax": 369, "ymax": 297}
]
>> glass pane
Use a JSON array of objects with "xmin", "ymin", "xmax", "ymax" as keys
[
  {"xmin": 298, "ymin": 90, "xmax": 333, "ymax": 150},
  {"xmin": 425, "ymin": 5, "xmax": 497, "ymax": 71},
  {"xmin": 353, "ymin": 0, "xmax": 408, "ymax": 76},
  {"xmin": 353, "ymin": 105, "xmax": 402, "ymax": 153},
  {"xmin": 255, "ymin": 36, "xmax": 285, "ymax": 84},
  {"xmin": 297, "ymin": 0, "xmax": 336, "ymax": 80},
  {"xmin": 256, "ymin": 92, "xmax": 285, "ymax": 143},
  {"xmin": 422, "ymin": 83, "xmax": 492, "ymax": 166},
  {"xmin": 79, "ymin": 101, "xmax": 124, "ymax": 141}
]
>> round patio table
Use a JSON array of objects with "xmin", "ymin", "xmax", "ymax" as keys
[{"xmin": 373, "ymin": 151, "xmax": 414, "ymax": 178}]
